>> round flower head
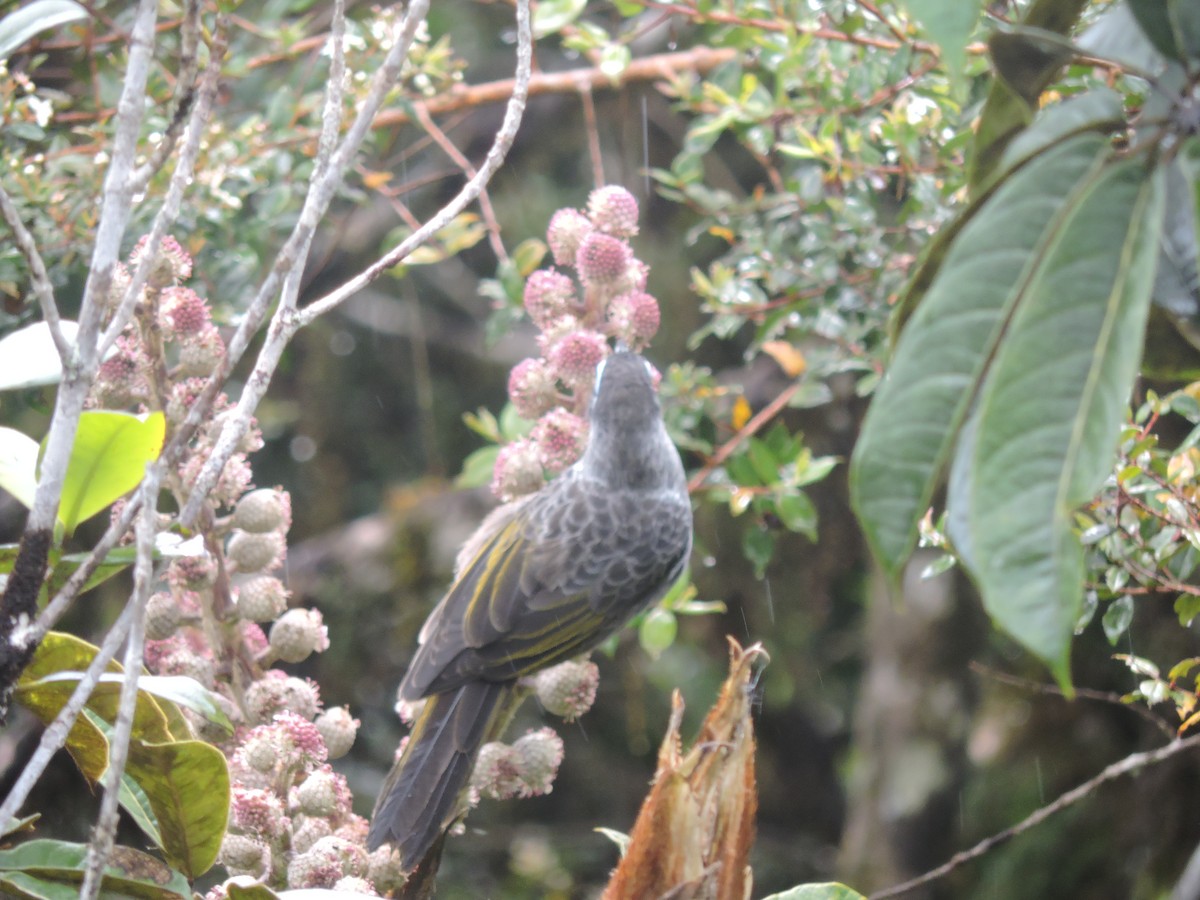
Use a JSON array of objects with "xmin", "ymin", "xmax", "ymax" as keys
[
  {"xmin": 491, "ymin": 438, "xmax": 545, "ymax": 501},
  {"xmin": 161, "ymin": 287, "xmax": 210, "ymax": 336},
  {"xmin": 576, "ymin": 232, "xmax": 633, "ymax": 289},
  {"xmin": 507, "ymin": 357, "xmax": 558, "ymax": 420},
  {"xmin": 532, "ymin": 408, "xmax": 587, "ymax": 474},
  {"xmin": 607, "ymin": 291, "xmax": 661, "ymax": 350},
  {"xmin": 547, "ymin": 330, "xmax": 608, "ymax": 390},
  {"xmin": 523, "ymin": 269, "xmax": 576, "ymax": 327},
  {"xmin": 587, "ymin": 186, "xmax": 639, "ymax": 238},
  {"xmin": 546, "ymin": 208, "xmax": 593, "ymax": 267}
]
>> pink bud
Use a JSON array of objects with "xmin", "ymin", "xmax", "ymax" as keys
[
  {"xmin": 532, "ymin": 409, "xmax": 587, "ymax": 475},
  {"xmin": 507, "ymin": 358, "xmax": 558, "ymax": 420},
  {"xmin": 491, "ymin": 439, "xmax": 545, "ymax": 501},
  {"xmin": 587, "ymin": 185, "xmax": 639, "ymax": 238},
  {"xmin": 576, "ymin": 233, "xmax": 633, "ymax": 288},
  {"xmin": 523, "ymin": 269, "xmax": 576, "ymax": 327},
  {"xmin": 547, "ymin": 208, "xmax": 593, "ymax": 266},
  {"xmin": 547, "ymin": 330, "xmax": 608, "ymax": 390}
]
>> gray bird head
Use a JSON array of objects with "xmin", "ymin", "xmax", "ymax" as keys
[{"xmin": 581, "ymin": 351, "xmax": 685, "ymax": 491}]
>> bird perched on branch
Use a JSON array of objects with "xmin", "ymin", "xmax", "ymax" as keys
[{"xmin": 367, "ymin": 350, "xmax": 693, "ymax": 877}]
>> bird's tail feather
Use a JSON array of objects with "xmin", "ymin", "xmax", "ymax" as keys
[{"xmin": 367, "ymin": 680, "xmax": 514, "ymax": 870}]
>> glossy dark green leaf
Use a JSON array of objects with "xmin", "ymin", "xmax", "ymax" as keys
[
  {"xmin": 852, "ymin": 134, "xmax": 1110, "ymax": 578},
  {"xmin": 948, "ymin": 156, "xmax": 1164, "ymax": 685}
]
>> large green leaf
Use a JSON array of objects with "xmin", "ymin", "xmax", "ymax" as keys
[
  {"xmin": 0, "ymin": 839, "xmax": 190, "ymax": 899},
  {"xmin": 125, "ymin": 738, "xmax": 229, "ymax": 879},
  {"xmin": 851, "ymin": 134, "xmax": 1110, "ymax": 577},
  {"xmin": 898, "ymin": 0, "xmax": 985, "ymax": 75},
  {"xmin": 969, "ymin": 0, "xmax": 1091, "ymax": 191},
  {"xmin": 0, "ymin": 427, "xmax": 38, "ymax": 509},
  {"xmin": 890, "ymin": 88, "xmax": 1122, "ymax": 338},
  {"xmin": 0, "ymin": 1, "xmax": 88, "ymax": 63},
  {"xmin": 53, "ymin": 410, "xmax": 165, "ymax": 537},
  {"xmin": 949, "ymin": 156, "xmax": 1165, "ymax": 685}
]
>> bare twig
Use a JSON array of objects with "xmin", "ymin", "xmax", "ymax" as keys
[
  {"xmin": 413, "ymin": 103, "xmax": 509, "ymax": 263},
  {"xmin": 80, "ymin": 467, "xmax": 162, "ymax": 899},
  {"xmin": 0, "ymin": 0, "xmax": 159, "ymax": 712},
  {"xmin": 177, "ymin": 0, "xmax": 534, "ymax": 528},
  {"xmin": 870, "ymin": 733, "xmax": 1200, "ymax": 898},
  {"xmin": 127, "ymin": 0, "xmax": 203, "ymax": 195},
  {"xmin": 969, "ymin": 662, "xmax": 1178, "ymax": 741},
  {"xmin": 579, "ymin": 84, "xmax": 605, "ymax": 189},
  {"xmin": 0, "ymin": 183, "xmax": 66, "ymax": 356}
]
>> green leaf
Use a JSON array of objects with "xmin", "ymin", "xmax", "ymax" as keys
[
  {"xmin": 227, "ymin": 883, "xmax": 282, "ymax": 900},
  {"xmin": 742, "ymin": 524, "xmax": 775, "ymax": 579},
  {"xmin": 120, "ymin": 773, "xmax": 163, "ymax": 851},
  {"xmin": 455, "ymin": 445, "xmax": 500, "ymax": 489},
  {"xmin": 775, "ymin": 492, "xmax": 817, "ymax": 540},
  {"xmin": 969, "ymin": 0, "xmax": 1091, "ymax": 191},
  {"xmin": 851, "ymin": 134, "xmax": 1111, "ymax": 579},
  {"xmin": 0, "ymin": 839, "xmax": 190, "ymax": 899},
  {"xmin": 1175, "ymin": 594, "xmax": 1200, "ymax": 627},
  {"xmin": 899, "ymin": 0, "xmax": 985, "ymax": 75},
  {"xmin": 1102, "ymin": 596, "xmax": 1135, "ymax": 644},
  {"xmin": 949, "ymin": 156, "xmax": 1164, "ymax": 685},
  {"xmin": 761, "ymin": 884, "xmax": 866, "ymax": 900},
  {"xmin": 0, "ymin": 426, "xmax": 38, "ymax": 508},
  {"xmin": 54, "ymin": 410, "xmax": 165, "ymax": 536},
  {"xmin": 0, "ymin": 1, "xmax": 89, "ymax": 64},
  {"xmin": 125, "ymin": 738, "xmax": 229, "ymax": 879},
  {"xmin": 533, "ymin": 0, "xmax": 586, "ymax": 38},
  {"xmin": 1128, "ymin": 0, "xmax": 1200, "ymax": 62}
]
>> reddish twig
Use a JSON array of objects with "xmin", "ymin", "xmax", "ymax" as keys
[{"xmin": 688, "ymin": 380, "xmax": 803, "ymax": 493}]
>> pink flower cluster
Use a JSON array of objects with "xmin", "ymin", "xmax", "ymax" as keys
[{"xmin": 491, "ymin": 185, "xmax": 663, "ymax": 500}]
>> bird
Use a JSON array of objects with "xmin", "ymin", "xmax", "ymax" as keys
[{"xmin": 367, "ymin": 350, "xmax": 694, "ymax": 875}]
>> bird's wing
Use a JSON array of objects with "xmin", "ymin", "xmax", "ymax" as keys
[{"xmin": 399, "ymin": 477, "xmax": 690, "ymax": 698}]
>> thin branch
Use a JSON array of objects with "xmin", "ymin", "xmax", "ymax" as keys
[
  {"xmin": 297, "ymin": 0, "xmax": 533, "ymax": 325},
  {"xmin": 0, "ymin": 183, "xmax": 67, "ymax": 357},
  {"xmin": 80, "ymin": 467, "xmax": 161, "ymax": 899},
  {"xmin": 412, "ymin": 102, "xmax": 509, "ymax": 264},
  {"xmin": 870, "ymin": 733, "xmax": 1200, "ymax": 899},
  {"xmin": 579, "ymin": 83, "xmax": 605, "ymax": 190},
  {"xmin": 176, "ymin": 0, "xmax": 437, "ymax": 527},
  {"xmin": 372, "ymin": 46, "xmax": 737, "ymax": 128},
  {"xmin": 969, "ymin": 662, "xmax": 1178, "ymax": 741},
  {"xmin": 687, "ymin": 381, "xmax": 803, "ymax": 493},
  {"xmin": 127, "ymin": 0, "xmax": 202, "ymax": 195},
  {"xmin": 99, "ymin": 13, "xmax": 229, "ymax": 356}
]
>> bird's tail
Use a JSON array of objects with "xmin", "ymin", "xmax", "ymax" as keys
[{"xmin": 367, "ymin": 680, "xmax": 514, "ymax": 871}]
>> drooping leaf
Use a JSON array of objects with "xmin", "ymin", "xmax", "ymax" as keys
[
  {"xmin": 54, "ymin": 410, "xmax": 165, "ymax": 536},
  {"xmin": 0, "ymin": 839, "xmax": 190, "ymax": 899},
  {"xmin": 969, "ymin": 0, "xmax": 1091, "ymax": 190},
  {"xmin": 125, "ymin": 738, "xmax": 229, "ymax": 879},
  {"xmin": 761, "ymin": 886, "xmax": 867, "ymax": 900},
  {"xmin": 0, "ymin": 427, "xmax": 38, "ymax": 509},
  {"xmin": 0, "ymin": 1, "xmax": 88, "ymax": 64},
  {"xmin": 898, "ymin": 0, "xmax": 985, "ymax": 75},
  {"xmin": 948, "ymin": 156, "xmax": 1165, "ymax": 686},
  {"xmin": 120, "ymin": 773, "xmax": 164, "ymax": 851},
  {"xmin": 0, "ymin": 322, "xmax": 79, "ymax": 391},
  {"xmin": 852, "ymin": 134, "xmax": 1111, "ymax": 578},
  {"xmin": 892, "ymin": 89, "xmax": 1121, "ymax": 335}
]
